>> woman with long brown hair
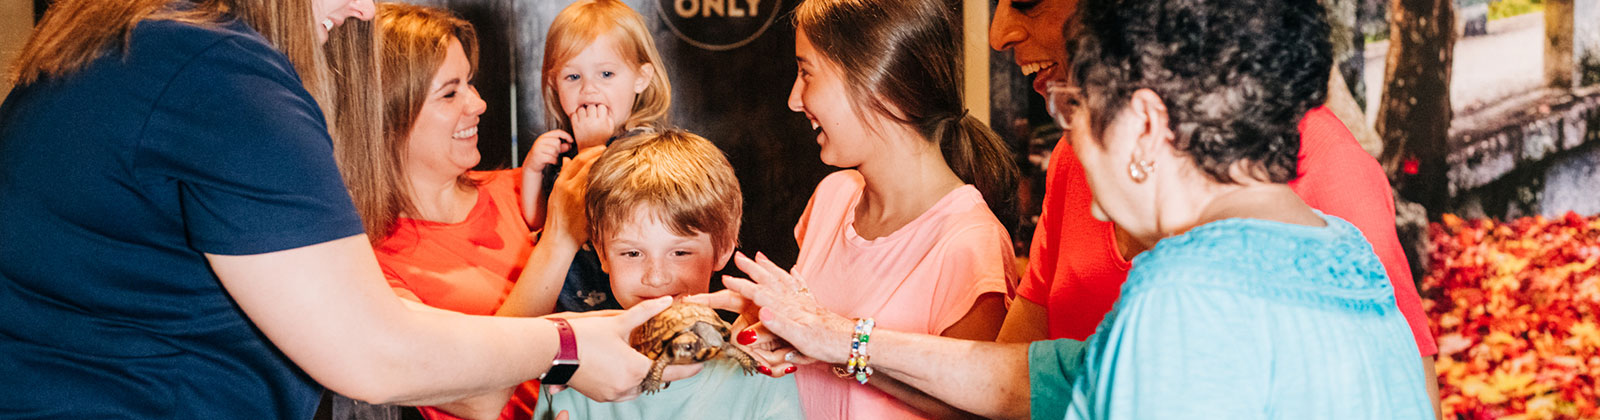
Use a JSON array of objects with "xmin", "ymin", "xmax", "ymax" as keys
[
  {"xmin": 0, "ymin": 0, "xmax": 688, "ymax": 417},
  {"xmin": 734, "ymin": 0, "xmax": 1021, "ymax": 417}
]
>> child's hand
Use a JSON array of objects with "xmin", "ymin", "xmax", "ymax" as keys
[
  {"xmin": 521, "ymin": 130, "xmax": 574, "ymax": 228},
  {"xmin": 524, "ymin": 130, "xmax": 574, "ymax": 175},
  {"xmin": 542, "ymin": 146, "xmax": 606, "ymax": 247},
  {"xmin": 569, "ymin": 104, "xmax": 615, "ymax": 149}
]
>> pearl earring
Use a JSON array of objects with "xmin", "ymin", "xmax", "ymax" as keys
[{"xmin": 1128, "ymin": 159, "xmax": 1155, "ymax": 183}]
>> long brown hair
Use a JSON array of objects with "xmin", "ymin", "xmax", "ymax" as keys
[
  {"xmin": 324, "ymin": 16, "xmax": 390, "ymax": 241},
  {"xmin": 9, "ymin": 0, "xmax": 336, "ymax": 118},
  {"xmin": 540, "ymin": 0, "xmax": 671, "ymax": 134},
  {"xmin": 793, "ymin": 0, "xmax": 1021, "ymax": 230},
  {"xmin": 347, "ymin": 2, "xmax": 480, "ymax": 241}
]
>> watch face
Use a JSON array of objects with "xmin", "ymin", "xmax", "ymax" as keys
[{"xmin": 541, "ymin": 362, "xmax": 578, "ymax": 386}]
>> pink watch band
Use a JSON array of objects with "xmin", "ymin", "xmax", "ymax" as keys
[{"xmin": 540, "ymin": 318, "xmax": 580, "ymax": 385}]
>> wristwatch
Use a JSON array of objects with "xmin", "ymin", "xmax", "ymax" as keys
[{"xmin": 540, "ymin": 318, "xmax": 580, "ymax": 385}]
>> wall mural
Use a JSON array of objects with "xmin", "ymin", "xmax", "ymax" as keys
[{"xmin": 407, "ymin": 0, "xmax": 830, "ymax": 266}]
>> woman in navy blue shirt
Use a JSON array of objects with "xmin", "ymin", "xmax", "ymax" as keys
[{"xmin": 0, "ymin": 0, "xmax": 693, "ymax": 418}]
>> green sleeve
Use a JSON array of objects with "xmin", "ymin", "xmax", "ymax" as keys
[{"xmin": 1029, "ymin": 338, "xmax": 1087, "ymax": 420}]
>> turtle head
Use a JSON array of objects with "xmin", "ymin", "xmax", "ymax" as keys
[{"xmin": 665, "ymin": 321, "xmax": 725, "ymax": 362}]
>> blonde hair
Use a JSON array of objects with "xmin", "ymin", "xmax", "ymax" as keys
[
  {"xmin": 340, "ymin": 2, "xmax": 481, "ymax": 241},
  {"xmin": 586, "ymin": 129, "xmax": 742, "ymax": 257},
  {"xmin": 540, "ymin": 0, "xmax": 671, "ymax": 135}
]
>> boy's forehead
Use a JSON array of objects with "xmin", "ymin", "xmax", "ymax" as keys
[{"xmin": 607, "ymin": 205, "xmax": 708, "ymax": 240}]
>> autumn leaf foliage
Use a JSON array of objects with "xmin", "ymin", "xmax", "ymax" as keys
[{"xmin": 1423, "ymin": 211, "xmax": 1600, "ymax": 419}]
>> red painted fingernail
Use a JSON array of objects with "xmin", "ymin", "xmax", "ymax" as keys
[
  {"xmin": 737, "ymin": 329, "xmax": 758, "ymax": 345},
  {"xmin": 758, "ymin": 365, "xmax": 772, "ymax": 375},
  {"xmin": 784, "ymin": 366, "xmax": 796, "ymax": 374}
]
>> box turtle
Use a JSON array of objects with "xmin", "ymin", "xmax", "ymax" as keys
[{"xmin": 629, "ymin": 300, "xmax": 759, "ymax": 393}]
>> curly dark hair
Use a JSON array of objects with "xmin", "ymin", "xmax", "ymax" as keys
[{"xmin": 1067, "ymin": 0, "xmax": 1332, "ymax": 184}]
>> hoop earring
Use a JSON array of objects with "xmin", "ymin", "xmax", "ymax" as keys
[{"xmin": 1128, "ymin": 158, "xmax": 1155, "ymax": 183}]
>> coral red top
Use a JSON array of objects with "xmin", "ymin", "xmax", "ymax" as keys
[
  {"xmin": 375, "ymin": 169, "xmax": 540, "ymax": 420},
  {"xmin": 1018, "ymin": 106, "xmax": 1438, "ymax": 356}
]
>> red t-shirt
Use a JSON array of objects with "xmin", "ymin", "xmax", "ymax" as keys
[
  {"xmin": 1017, "ymin": 106, "xmax": 1439, "ymax": 356},
  {"xmin": 374, "ymin": 169, "xmax": 540, "ymax": 420}
]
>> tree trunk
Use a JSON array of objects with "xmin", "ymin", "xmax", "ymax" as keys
[
  {"xmin": 1545, "ymin": 0, "xmax": 1575, "ymax": 90},
  {"xmin": 1376, "ymin": 0, "xmax": 1455, "ymax": 215}
]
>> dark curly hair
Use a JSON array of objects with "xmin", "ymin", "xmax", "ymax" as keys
[{"xmin": 1067, "ymin": 0, "xmax": 1331, "ymax": 184}]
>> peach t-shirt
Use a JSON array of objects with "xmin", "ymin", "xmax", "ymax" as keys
[{"xmin": 791, "ymin": 171, "xmax": 1015, "ymax": 419}]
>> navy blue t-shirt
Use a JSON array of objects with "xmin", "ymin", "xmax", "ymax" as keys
[{"xmin": 0, "ymin": 14, "xmax": 363, "ymax": 419}]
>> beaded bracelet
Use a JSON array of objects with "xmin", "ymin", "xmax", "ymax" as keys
[{"xmin": 833, "ymin": 318, "xmax": 875, "ymax": 384}]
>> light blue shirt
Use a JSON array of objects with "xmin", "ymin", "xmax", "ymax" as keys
[
  {"xmin": 1030, "ymin": 213, "xmax": 1431, "ymax": 419},
  {"xmin": 533, "ymin": 358, "xmax": 804, "ymax": 420}
]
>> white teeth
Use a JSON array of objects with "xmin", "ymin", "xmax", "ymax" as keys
[
  {"xmin": 1020, "ymin": 62, "xmax": 1057, "ymax": 76},
  {"xmin": 320, "ymin": 19, "xmax": 334, "ymax": 31},
  {"xmin": 453, "ymin": 126, "xmax": 477, "ymax": 139}
]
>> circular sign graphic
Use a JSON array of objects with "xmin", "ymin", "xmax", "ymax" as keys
[{"xmin": 656, "ymin": 0, "xmax": 783, "ymax": 51}]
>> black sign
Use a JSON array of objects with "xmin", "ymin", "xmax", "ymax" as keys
[{"xmin": 656, "ymin": 0, "xmax": 783, "ymax": 51}]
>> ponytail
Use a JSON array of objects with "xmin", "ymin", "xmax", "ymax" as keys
[
  {"xmin": 931, "ymin": 113, "xmax": 1021, "ymax": 232},
  {"xmin": 796, "ymin": 0, "xmax": 1021, "ymax": 232}
]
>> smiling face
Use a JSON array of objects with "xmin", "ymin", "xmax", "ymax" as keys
[
  {"xmin": 787, "ymin": 28, "xmax": 881, "ymax": 168},
  {"xmin": 989, "ymin": 0, "xmax": 1079, "ymax": 96},
  {"xmin": 314, "ymin": 0, "xmax": 376, "ymax": 43},
  {"xmin": 598, "ymin": 206, "xmax": 728, "ymax": 309},
  {"xmin": 403, "ymin": 38, "xmax": 485, "ymax": 180},
  {"xmin": 554, "ymin": 32, "xmax": 654, "ymax": 136}
]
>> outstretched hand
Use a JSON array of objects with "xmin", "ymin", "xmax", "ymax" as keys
[
  {"xmin": 556, "ymin": 296, "xmax": 704, "ymax": 402},
  {"xmin": 690, "ymin": 253, "xmax": 855, "ymax": 366},
  {"xmin": 731, "ymin": 317, "xmax": 811, "ymax": 378}
]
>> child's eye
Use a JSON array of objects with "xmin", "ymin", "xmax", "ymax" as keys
[
  {"xmin": 671, "ymin": 250, "xmax": 694, "ymax": 257},
  {"xmin": 601, "ymin": 71, "xmax": 615, "ymax": 79},
  {"xmin": 619, "ymin": 250, "xmax": 641, "ymax": 258},
  {"xmin": 562, "ymin": 74, "xmax": 579, "ymax": 82},
  {"xmin": 1008, "ymin": 0, "xmax": 1039, "ymax": 13}
]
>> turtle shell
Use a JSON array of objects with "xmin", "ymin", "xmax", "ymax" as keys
[{"xmin": 630, "ymin": 300, "xmax": 730, "ymax": 361}]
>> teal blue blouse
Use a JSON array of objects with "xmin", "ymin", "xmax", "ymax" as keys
[{"xmin": 1030, "ymin": 213, "xmax": 1431, "ymax": 419}]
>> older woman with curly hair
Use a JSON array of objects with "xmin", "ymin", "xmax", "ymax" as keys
[{"xmin": 698, "ymin": 0, "xmax": 1435, "ymax": 418}]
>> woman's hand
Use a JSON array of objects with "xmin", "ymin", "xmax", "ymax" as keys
[
  {"xmin": 730, "ymin": 317, "xmax": 810, "ymax": 378},
  {"xmin": 556, "ymin": 296, "xmax": 704, "ymax": 402},
  {"xmin": 694, "ymin": 252, "xmax": 856, "ymax": 365},
  {"xmin": 541, "ymin": 146, "xmax": 605, "ymax": 247},
  {"xmin": 569, "ymin": 104, "xmax": 615, "ymax": 149}
]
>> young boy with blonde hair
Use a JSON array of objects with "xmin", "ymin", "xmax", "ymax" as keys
[{"xmin": 535, "ymin": 129, "xmax": 802, "ymax": 419}]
